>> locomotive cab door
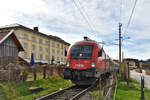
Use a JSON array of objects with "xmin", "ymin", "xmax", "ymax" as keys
[{"xmin": 97, "ymin": 49, "xmax": 103, "ymax": 68}]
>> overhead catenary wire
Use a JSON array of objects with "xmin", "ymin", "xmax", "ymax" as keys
[
  {"xmin": 76, "ymin": 0, "xmax": 100, "ymax": 35},
  {"xmin": 120, "ymin": 0, "xmax": 138, "ymax": 53},
  {"xmin": 72, "ymin": 0, "xmax": 97, "ymax": 36},
  {"xmin": 125, "ymin": 0, "xmax": 138, "ymax": 34}
]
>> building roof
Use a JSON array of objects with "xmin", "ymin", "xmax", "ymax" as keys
[
  {"xmin": 124, "ymin": 58, "xmax": 139, "ymax": 62},
  {"xmin": 0, "ymin": 30, "xmax": 24, "ymax": 51},
  {"xmin": 140, "ymin": 59, "xmax": 150, "ymax": 64},
  {"xmin": 0, "ymin": 24, "xmax": 70, "ymax": 46},
  {"xmin": 0, "ymin": 23, "xmax": 20, "ymax": 29}
]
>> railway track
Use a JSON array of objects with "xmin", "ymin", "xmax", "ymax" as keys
[{"xmin": 34, "ymin": 80, "xmax": 97, "ymax": 100}]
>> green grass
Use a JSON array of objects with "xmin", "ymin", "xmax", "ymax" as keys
[
  {"xmin": 26, "ymin": 72, "xmax": 47, "ymax": 81},
  {"xmin": 0, "ymin": 83, "xmax": 8, "ymax": 100},
  {"xmin": 0, "ymin": 75, "xmax": 72, "ymax": 100},
  {"xmin": 91, "ymin": 91, "xmax": 102, "ymax": 100},
  {"xmin": 114, "ymin": 75, "xmax": 150, "ymax": 100}
]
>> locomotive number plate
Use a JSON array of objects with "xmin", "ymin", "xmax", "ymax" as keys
[{"xmin": 75, "ymin": 64, "xmax": 84, "ymax": 67}]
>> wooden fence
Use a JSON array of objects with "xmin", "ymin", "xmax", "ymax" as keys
[{"xmin": 0, "ymin": 64, "xmax": 66, "ymax": 82}]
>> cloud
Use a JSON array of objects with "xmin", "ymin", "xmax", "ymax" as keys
[{"xmin": 0, "ymin": 0, "xmax": 150, "ymax": 60}]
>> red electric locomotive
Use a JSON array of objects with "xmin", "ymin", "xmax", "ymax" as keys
[{"xmin": 64, "ymin": 37, "xmax": 118, "ymax": 85}]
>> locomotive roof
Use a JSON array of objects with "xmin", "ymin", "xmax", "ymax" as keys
[{"xmin": 73, "ymin": 40, "xmax": 102, "ymax": 47}]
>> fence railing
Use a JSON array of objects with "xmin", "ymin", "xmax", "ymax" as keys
[{"xmin": 0, "ymin": 64, "xmax": 66, "ymax": 82}]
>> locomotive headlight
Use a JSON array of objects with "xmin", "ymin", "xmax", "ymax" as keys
[
  {"xmin": 91, "ymin": 62, "xmax": 96, "ymax": 67},
  {"xmin": 67, "ymin": 62, "xmax": 70, "ymax": 67}
]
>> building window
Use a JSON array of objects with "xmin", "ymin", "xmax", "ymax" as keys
[
  {"xmin": 32, "ymin": 37, "xmax": 36, "ymax": 42},
  {"xmin": 64, "ymin": 47, "xmax": 66, "ymax": 50},
  {"xmin": 40, "ymin": 54, "xmax": 43, "ymax": 59},
  {"xmin": 33, "ymin": 53, "xmax": 36, "ymax": 58},
  {"xmin": 24, "ymin": 52, "xmax": 27, "ymax": 58},
  {"xmin": 57, "ymin": 57, "xmax": 59, "ymax": 61},
  {"xmin": 61, "ymin": 44, "xmax": 63, "ymax": 49},
  {"xmin": 52, "ymin": 42, "xmax": 55, "ymax": 47},
  {"xmin": 57, "ymin": 44, "xmax": 59, "ymax": 48},
  {"xmin": 24, "ymin": 43, "xmax": 27, "ymax": 49},
  {"xmin": 45, "ymin": 48, "xmax": 49, "ymax": 52},
  {"xmin": 51, "ymin": 56, "xmax": 55, "ymax": 61},
  {"xmin": 24, "ymin": 34, "xmax": 28, "ymax": 40},
  {"xmin": 61, "ymin": 51, "xmax": 63, "ymax": 55},
  {"xmin": 32, "ymin": 45, "xmax": 36, "ymax": 50},
  {"xmin": 45, "ymin": 41, "xmax": 49, "ymax": 45},
  {"xmin": 46, "ymin": 55, "xmax": 49, "ymax": 60},
  {"xmin": 61, "ymin": 58, "xmax": 63, "ymax": 62},
  {"xmin": 52, "ymin": 49, "xmax": 55, "ymax": 54},
  {"xmin": 57, "ymin": 50, "xmax": 59, "ymax": 54},
  {"xmin": 39, "ymin": 39, "xmax": 43, "ymax": 44},
  {"xmin": 40, "ymin": 47, "xmax": 43, "ymax": 51}
]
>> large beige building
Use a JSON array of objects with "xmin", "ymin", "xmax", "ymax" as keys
[{"xmin": 0, "ymin": 24, "xmax": 70, "ymax": 64}]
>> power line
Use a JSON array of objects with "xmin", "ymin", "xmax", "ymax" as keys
[
  {"xmin": 125, "ymin": 0, "xmax": 138, "ymax": 34},
  {"xmin": 76, "ymin": 0, "xmax": 102, "ymax": 35},
  {"xmin": 72, "ymin": 0, "xmax": 97, "ymax": 36}
]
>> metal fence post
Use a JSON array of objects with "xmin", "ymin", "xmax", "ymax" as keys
[
  {"xmin": 43, "ymin": 66, "xmax": 46, "ymax": 79},
  {"xmin": 141, "ymin": 75, "xmax": 144, "ymax": 100}
]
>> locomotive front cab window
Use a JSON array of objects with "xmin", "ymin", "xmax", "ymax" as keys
[
  {"xmin": 70, "ymin": 45, "xmax": 93, "ymax": 59},
  {"xmin": 98, "ymin": 49, "xmax": 102, "ymax": 57}
]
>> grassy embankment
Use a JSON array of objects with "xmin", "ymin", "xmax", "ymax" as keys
[
  {"xmin": 90, "ymin": 74, "xmax": 150, "ymax": 100},
  {"xmin": 91, "ymin": 91, "xmax": 102, "ymax": 100},
  {"xmin": 0, "ymin": 74, "xmax": 72, "ymax": 100},
  {"xmin": 113, "ymin": 75, "xmax": 150, "ymax": 100}
]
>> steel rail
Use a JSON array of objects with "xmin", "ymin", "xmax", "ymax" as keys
[
  {"xmin": 33, "ymin": 79, "xmax": 98, "ymax": 100},
  {"xmin": 33, "ymin": 85, "xmax": 76, "ymax": 100},
  {"xmin": 70, "ymin": 79, "xmax": 98, "ymax": 100}
]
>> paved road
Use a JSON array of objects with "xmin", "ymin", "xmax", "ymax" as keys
[{"xmin": 130, "ymin": 70, "xmax": 150, "ymax": 90}]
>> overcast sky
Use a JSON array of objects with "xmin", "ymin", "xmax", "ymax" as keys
[{"xmin": 0, "ymin": 0, "xmax": 149, "ymax": 60}]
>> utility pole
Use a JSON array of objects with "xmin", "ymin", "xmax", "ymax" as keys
[{"xmin": 119, "ymin": 23, "xmax": 122, "ymax": 73}]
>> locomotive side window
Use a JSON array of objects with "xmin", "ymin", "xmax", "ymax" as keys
[{"xmin": 98, "ymin": 49, "xmax": 102, "ymax": 57}]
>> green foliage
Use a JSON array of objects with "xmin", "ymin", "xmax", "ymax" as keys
[
  {"xmin": 0, "ymin": 83, "xmax": 8, "ymax": 100},
  {"xmin": 114, "ymin": 74, "xmax": 150, "ymax": 100},
  {"xmin": 0, "ymin": 75, "xmax": 72, "ymax": 100},
  {"xmin": 26, "ymin": 72, "xmax": 47, "ymax": 81},
  {"xmin": 91, "ymin": 91, "xmax": 102, "ymax": 100}
]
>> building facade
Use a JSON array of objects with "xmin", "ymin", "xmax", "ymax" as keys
[{"xmin": 0, "ymin": 24, "xmax": 70, "ymax": 64}]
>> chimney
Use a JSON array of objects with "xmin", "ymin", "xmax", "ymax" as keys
[{"xmin": 33, "ymin": 27, "xmax": 39, "ymax": 32}]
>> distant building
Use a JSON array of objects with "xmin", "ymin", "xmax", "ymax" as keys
[
  {"xmin": 0, "ymin": 24, "xmax": 70, "ymax": 64},
  {"xmin": 143, "ymin": 59, "xmax": 150, "ymax": 64},
  {"xmin": 124, "ymin": 58, "xmax": 139, "ymax": 68},
  {"xmin": 113, "ymin": 59, "xmax": 119, "ymax": 64},
  {"xmin": 139, "ymin": 59, "xmax": 150, "ymax": 68}
]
